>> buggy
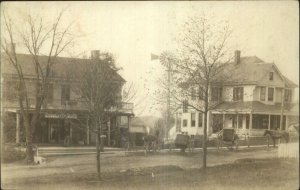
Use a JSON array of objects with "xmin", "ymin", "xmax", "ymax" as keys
[{"xmin": 216, "ymin": 128, "xmax": 239, "ymax": 150}]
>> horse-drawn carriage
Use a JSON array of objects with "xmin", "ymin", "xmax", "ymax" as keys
[
  {"xmin": 174, "ymin": 134, "xmax": 190, "ymax": 152},
  {"xmin": 216, "ymin": 128, "xmax": 239, "ymax": 150}
]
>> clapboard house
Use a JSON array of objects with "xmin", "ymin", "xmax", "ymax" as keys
[
  {"xmin": 176, "ymin": 50, "xmax": 299, "ymax": 137},
  {"xmin": 1, "ymin": 50, "xmax": 134, "ymax": 147}
]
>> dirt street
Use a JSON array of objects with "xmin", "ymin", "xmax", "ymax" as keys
[{"xmin": 2, "ymin": 148, "xmax": 277, "ymax": 184}]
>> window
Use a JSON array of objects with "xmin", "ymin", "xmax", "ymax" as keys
[
  {"xmin": 233, "ymin": 87, "xmax": 243, "ymax": 101},
  {"xmin": 252, "ymin": 115, "xmax": 269, "ymax": 129},
  {"xmin": 191, "ymin": 87, "xmax": 196, "ymax": 100},
  {"xmin": 246, "ymin": 115, "xmax": 249, "ymax": 129},
  {"xmin": 260, "ymin": 87, "xmax": 266, "ymax": 101},
  {"xmin": 198, "ymin": 86, "xmax": 204, "ymax": 100},
  {"xmin": 268, "ymin": 87, "xmax": 274, "ymax": 101},
  {"xmin": 211, "ymin": 87, "xmax": 222, "ymax": 101},
  {"xmin": 191, "ymin": 113, "xmax": 196, "ymax": 127},
  {"xmin": 46, "ymin": 84, "xmax": 54, "ymax": 102},
  {"xmin": 61, "ymin": 84, "xmax": 70, "ymax": 105},
  {"xmin": 183, "ymin": 119, "xmax": 188, "ymax": 127},
  {"xmin": 198, "ymin": 113, "xmax": 203, "ymax": 127},
  {"xmin": 182, "ymin": 100, "xmax": 188, "ymax": 113},
  {"xmin": 284, "ymin": 89, "xmax": 292, "ymax": 102},
  {"xmin": 232, "ymin": 115, "xmax": 237, "ymax": 128},
  {"xmin": 3, "ymin": 81, "xmax": 18, "ymax": 101},
  {"xmin": 269, "ymin": 72, "xmax": 273, "ymax": 81},
  {"xmin": 176, "ymin": 115, "xmax": 182, "ymax": 132}
]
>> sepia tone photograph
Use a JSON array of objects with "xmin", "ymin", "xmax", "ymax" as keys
[{"xmin": 0, "ymin": 1, "xmax": 299, "ymax": 190}]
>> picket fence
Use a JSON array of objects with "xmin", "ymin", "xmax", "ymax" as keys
[{"xmin": 278, "ymin": 142, "xmax": 299, "ymax": 158}]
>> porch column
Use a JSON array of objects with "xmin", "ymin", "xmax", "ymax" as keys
[
  {"xmin": 107, "ymin": 120, "xmax": 111, "ymax": 147},
  {"xmin": 16, "ymin": 113, "xmax": 20, "ymax": 144},
  {"xmin": 268, "ymin": 115, "xmax": 271, "ymax": 130},
  {"xmin": 222, "ymin": 113, "xmax": 225, "ymax": 129},
  {"xmin": 69, "ymin": 125, "xmax": 73, "ymax": 144},
  {"xmin": 86, "ymin": 117, "xmax": 90, "ymax": 145},
  {"xmin": 237, "ymin": 114, "xmax": 239, "ymax": 129},
  {"xmin": 249, "ymin": 113, "xmax": 253, "ymax": 136},
  {"xmin": 207, "ymin": 111, "xmax": 210, "ymax": 134}
]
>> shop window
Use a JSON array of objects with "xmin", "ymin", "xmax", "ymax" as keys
[
  {"xmin": 260, "ymin": 87, "xmax": 266, "ymax": 101},
  {"xmin": 233, "ymin": 87, "xmax": 243, "ymax": 101},
  {"xmin": 191, "ymin": 113, "xmax": 196, "ymax": 127},
  {"xmin": 268, "ymin": 87, "xmax": 274, "ymax": 101}
]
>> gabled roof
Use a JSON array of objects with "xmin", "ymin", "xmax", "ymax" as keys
[
  {"xmin": 1, "ymin": 53, "xmax": 126, "ymax": 82},
  {"xmin": 216, "ymin": 56, "xmax": 297, "ymax": 88}
]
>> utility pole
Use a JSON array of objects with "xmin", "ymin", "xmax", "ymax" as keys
[
  {"xmin": 151, "ymin": 53, "xmax": 172, "ymax": 140},
  {"xmin": 166, "ymin": 58, "xmax": 171, "ymax": 140}
]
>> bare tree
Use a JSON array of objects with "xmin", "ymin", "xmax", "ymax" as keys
[
  {"xmin": 172, "ymin": 15, "xmax": 233, "ymax": 170},
  {"xmin": 69, "ymin": 52, "xmax": 126, "ymax": 180},
  {"xmin": 1, "ymin": 10, "xmax": 74, "ymax": 163}
]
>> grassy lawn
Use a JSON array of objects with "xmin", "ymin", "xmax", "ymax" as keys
[{"xmin": 3, "ymin": 158, "xmax": 298, "ymax": 190}]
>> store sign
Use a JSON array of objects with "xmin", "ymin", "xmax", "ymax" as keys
[{"xmin": 45, "ymin": 113, "xmax": 77, "ymax": 119}]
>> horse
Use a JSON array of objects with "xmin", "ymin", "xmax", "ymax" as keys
[{"xmin": 263, "ymin": 129, "xmax": 290, "ymax": 148}]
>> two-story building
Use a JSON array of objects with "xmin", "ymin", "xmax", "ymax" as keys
[
  {"xmin": 1, "ymin": 50, "xmax": 134, "ymax": 147},
  {"xmin": 175, "ymin": 50, "xmax": 298, "ymax": 137}
]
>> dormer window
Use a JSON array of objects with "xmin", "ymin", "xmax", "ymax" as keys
[{"xmin": 269, "ymin": 72, "xmax": 274, "ymax": 81}]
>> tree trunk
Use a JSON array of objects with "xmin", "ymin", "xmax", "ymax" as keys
[
  {"xmin": 96, "ymin": 123, "xmax": 101, "ymax": 180},
  {"xmin": 202, "ymin": 81, "xmax": 209, "ymax": 171},
  {"xmin": 24, "ymin": 117, "xmax": 34, "ymax": 164},
  {"xmin": 203, "ymin": 110, "xmax": 207, "ymax": 170}
]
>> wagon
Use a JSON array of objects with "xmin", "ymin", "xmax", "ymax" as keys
[
  {"xmin": 174, "ymin": 134, "xmax": 190, "ymax": 152},
  {"xmin": 216, "ymin": 128, "xmax": 239, "ymax": 150}
]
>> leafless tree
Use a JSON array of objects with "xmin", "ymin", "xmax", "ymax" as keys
[
  {"xmin": 172, "ymin": 15, "xmax": 233, "ymax": 170},
  {"xmin": 69, "ymin": 52, "xmax": 127, "ymax": 180},
  {"xmin": 1, "ymin": 10, "xmax": 74, "ymax": 163}
]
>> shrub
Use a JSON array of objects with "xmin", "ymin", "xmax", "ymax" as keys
[{"xmin": 2, "ymin": 144, "xmax": 26, "ymax": 163}]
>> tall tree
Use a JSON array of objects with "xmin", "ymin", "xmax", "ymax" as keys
[
  {"xmin": 173, "ymin": 15, "xmax": 233, "ymax": 170},
  {"xmin": 1, "ymin": 10, "xmax": 74, "ymax": 163},
  {"xmin": 70, "ymin": 52, "xmax": 125, "ymax": 180}
]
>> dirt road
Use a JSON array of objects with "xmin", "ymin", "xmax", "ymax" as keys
[{"xmin": 2, "ymin": 147, "xmax": 277, "ymax": 184}]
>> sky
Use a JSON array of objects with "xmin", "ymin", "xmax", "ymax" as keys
[{"xmin": 2, "ymin": 1, "xmax": 299, "ymax": 116}]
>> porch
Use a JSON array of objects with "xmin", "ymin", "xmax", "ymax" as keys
[{"xmin": 211, "ymin": 112, "xmax": 290, "ymax": 137}]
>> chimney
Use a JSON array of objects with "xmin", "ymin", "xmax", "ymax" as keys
[
  {"xmin": 91, "ymin": 50, "xmax": 100, "ymax": 59},
  {"xmin": 234, "ymin": 50, "xmax": 241, "ymax": 64}
]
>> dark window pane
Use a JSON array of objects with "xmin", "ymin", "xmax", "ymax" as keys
[
  {"xmin": 268, "ymin": 88, "xmax": 274, "ymax": 101},
  {"xmin": 260, "ymin": 87, "xmax": 266, "ymax": 101}
]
